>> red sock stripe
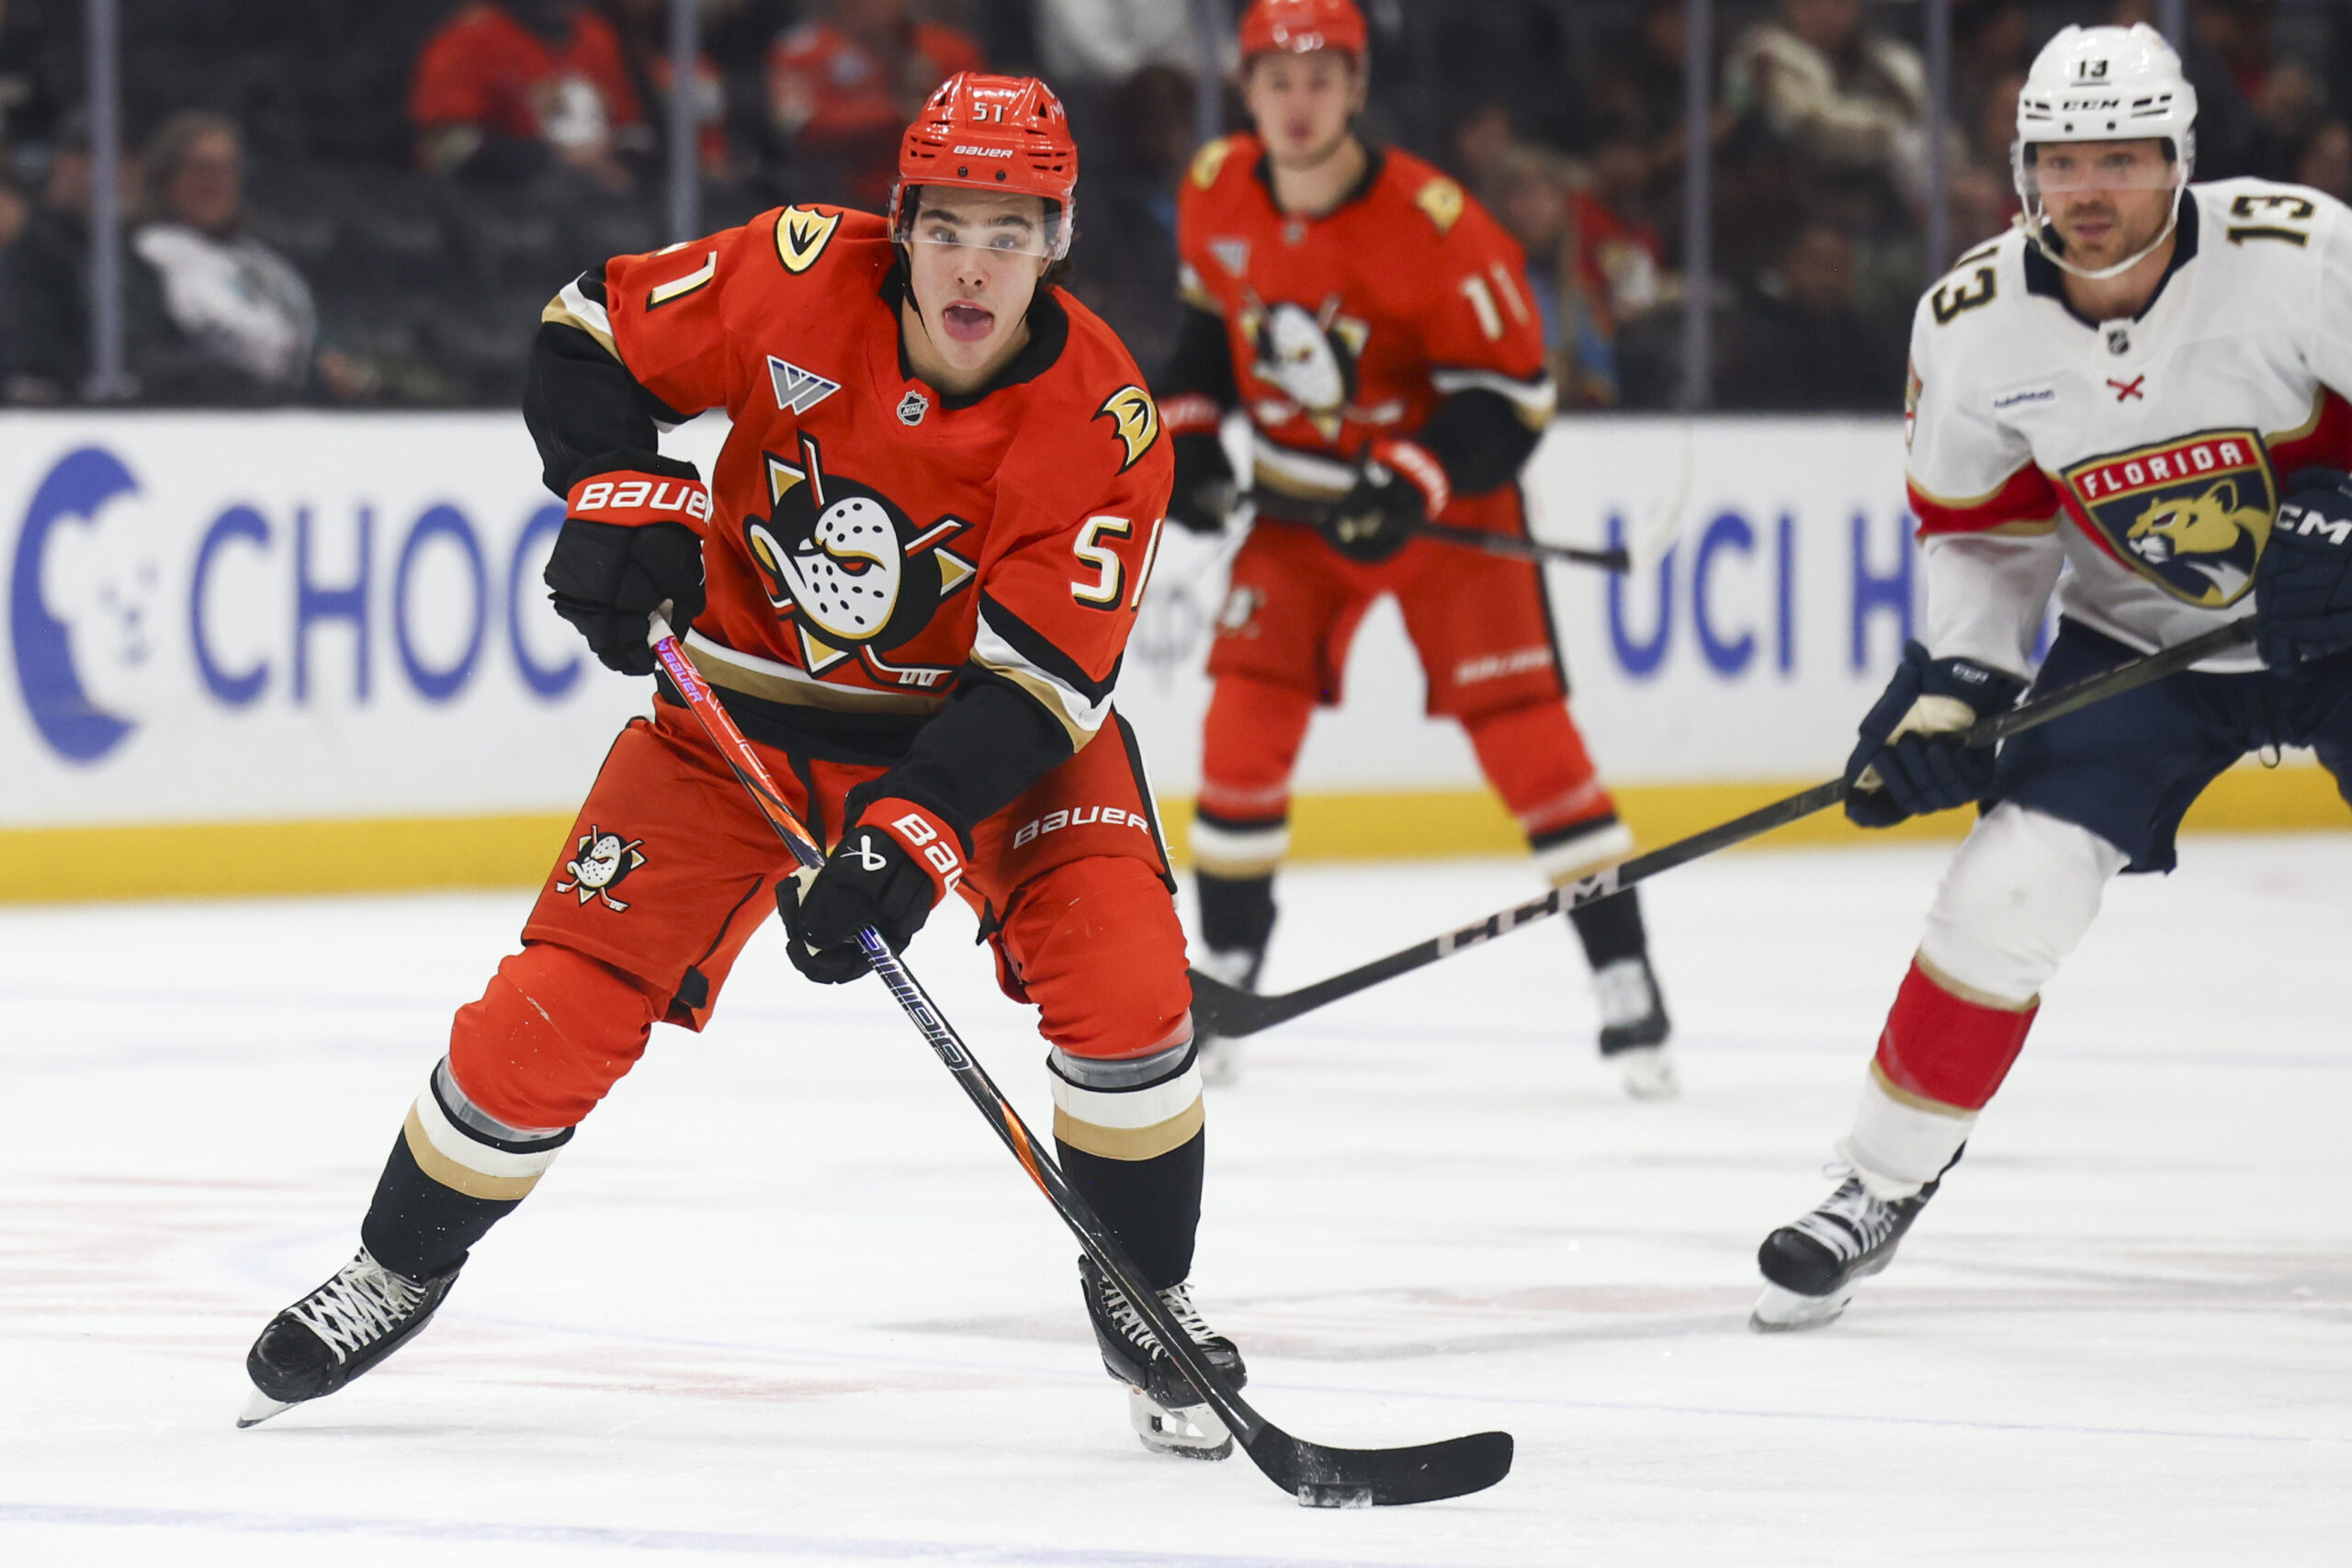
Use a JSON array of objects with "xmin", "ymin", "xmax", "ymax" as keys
[{"xmin": 1872, "ymin": 958, "xmax": 2038, "ymax": 1112}]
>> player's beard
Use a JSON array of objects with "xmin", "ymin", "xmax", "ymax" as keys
[{"xmin": 2049, "ymin": 189, "xmax": 2173, "ymax": 273}]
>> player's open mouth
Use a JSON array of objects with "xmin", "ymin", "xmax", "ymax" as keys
[{"xmin": 942, "ymin": 302, "xmax": 996, "ymax": 343}]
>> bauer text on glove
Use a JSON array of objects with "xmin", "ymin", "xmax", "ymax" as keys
[{"xmin": 543, "ymin": 464, "xmax": 710, "ymax": 676}]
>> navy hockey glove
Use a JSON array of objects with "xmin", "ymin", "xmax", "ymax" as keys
[
  {"xmin": 1324, "ymin": 440, "xmax": 1448, "ymax": 565},
  {"xmin": 2257, "ymin": 469, "xmax": 2352, "ymax": 668},
  {"xmin": 543, "ymin": 465, "xmax": 709, "ymax": 677},
  {"xmin": 1844, "ymin": 642, "xmax": 2027, "ymax": 828},
  {"xmin": 1167, "ymin": 432, "xmax": 1237, "ymax": 536},
  {"xmin": 778, "ymin": 798, "xmax": 963, "ymax": 985}
]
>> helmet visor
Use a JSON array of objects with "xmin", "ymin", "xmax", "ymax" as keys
[
  {"xmin": 899, "ymin": 190, "xmax": 1065, "ymax": 259},
  {"xmin": 2020, "ymin": 141, "xmax": 2179, "ymax": 195}
]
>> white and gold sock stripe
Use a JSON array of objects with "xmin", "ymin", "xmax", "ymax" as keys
[
  {"xmin": 1048, "ymin": 1038, "xmax": 1204, "ymax": 1162},
  {"xmin": 1530, "ymin": 817, "xmax": 1637, "ymax": 886},
  {"xmin": 1187, "ymin": 815, "xmax": 1290, "ymax": 879},
  {"xmin": 401, "ymin": 1058, "xmax": 572, "ymax": 1203}
]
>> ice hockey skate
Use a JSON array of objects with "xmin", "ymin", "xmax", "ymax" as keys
[
  {"xmin": 239, "ymin": 1247, "xmax": 461, "ymax": 1427},
  {"xmin": 1080, "ymin": 1257, "xmax": 1247, "ymax": 1459},
  {"xmin": 1594, "ymin": 955, "xmax": 1677, "ymax": 1100},
  {"xmin": 1190, "ymin": 946, "xmax": 1261, "ymax": 1088},
  {"xmin": 1750, "ymin": 1164, "xmax": 1949, "ymax": 1332}
]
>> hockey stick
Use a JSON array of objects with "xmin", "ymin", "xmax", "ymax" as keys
[
  {"xmin": 1250, "ymin": 491, "xmax": 1630, "ymax": 572},
  {"xmin": 1188, "ymin": 619, "xmax": 2256, "ymax": 1041},
  {"xmin": 646, "ymin": 615, "xmax": 1511, "ymax": 1507}
]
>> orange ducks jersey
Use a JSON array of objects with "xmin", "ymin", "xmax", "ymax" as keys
[
  {"xmin": 536, "ymin": 206, "xmax": 1173, "ymax": 785},
  {"xmin": 1168, "ymin": 134, "xmax": 1555, "ymax": 529}
]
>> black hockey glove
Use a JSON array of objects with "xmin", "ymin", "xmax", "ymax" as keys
[
  {"xmin": 543, "ymin": 463, "xmax": 710, "ymax": 677},
  {"xmin": 1323, "ymin": 439, "xmax": 1447, "ymax": 565},
  {"xmin": 1844, "ymin": 641, "xmax": 2027, "ymax": 828},
  {"xmin": 1167, "ymin": 432, "xmax": 1237, "ymax": 536},
  {"xmin": 2256, "ymin": 469, "xmax": 2352, "ymax": 669},
  {"xmin": 776, "ymin": 797, "xmax": 963, "ymax": 985}
]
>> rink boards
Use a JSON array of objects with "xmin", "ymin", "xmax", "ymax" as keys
[{"xmin": 1, "ymin": 410, "xmax": 2337, "ymax": 900}]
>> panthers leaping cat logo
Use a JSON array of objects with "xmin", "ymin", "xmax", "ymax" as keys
[
  {"xmin": 2065, "ymin": 431, "xmax": 2278, "ymax": 609},
  {"xmin": 2125, "ymin": 479, "xmax": 2270, "ymax": 603}
]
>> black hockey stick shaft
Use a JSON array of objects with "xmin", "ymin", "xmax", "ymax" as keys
[
  {"xmin": 1189, "ymin": 619, "xmax": 2255, "ymax": 1040},
  {"xmin": 1250, "ymin": 491, "xmax": 1629, "ymax": 571},
  {"xmin": 648, "ymin": 620, "xmax": 1510, "ymax": 1506}
]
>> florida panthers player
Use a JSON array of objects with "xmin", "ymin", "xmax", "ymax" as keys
[
  {"xmin": 1753, "ymin": 24, "xmax": 2352, "ymax": 1330},
  {"xmin": 239, "ymin": 75, "xmax": 1256, "ymax": 1461},
  {"xmin": 1158, "ymin": 0, "xmax": 1673, "ymax": 1094}
]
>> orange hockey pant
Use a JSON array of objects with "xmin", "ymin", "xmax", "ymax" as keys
[
  {"xmin": 1196, "ymin": 519, "xmax": 1620, "ymax": 876},
  {"xmin": 447, "ymin": 699, "xmax": 1191, "ymax": 1132}
]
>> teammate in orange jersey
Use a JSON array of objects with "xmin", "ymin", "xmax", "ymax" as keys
[
  {"xmin": 239, "ymin": 74, "xmax": 1252, "ymax": 1462},
  {"xmin": 1158, "ymin": 0, "xmax": 1675, "ymax": 1095}
]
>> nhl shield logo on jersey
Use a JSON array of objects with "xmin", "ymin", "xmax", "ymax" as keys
[
  {"xmin": 742, "ymin": 432, "xmax": 976, "ymax": 682},
  {"xmin": 556, "ymin": 826, "xmax": 646, "ymax": 911},
  {"xmin": 2063, "ymin": 431, "xmax": 2278, "ymax": 608}
]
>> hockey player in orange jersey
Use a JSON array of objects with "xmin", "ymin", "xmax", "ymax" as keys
[
  {"xmin": 239, "ymin": 74, "xmax": 1252, "ymax": 1461},
  {"xmin": 1158, "ymin": 0, "xmax": 1674, "ymax": 1094}
]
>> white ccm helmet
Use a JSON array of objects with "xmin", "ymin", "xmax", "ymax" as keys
[{"xmin": 2013, "ymin": 23, "xmax": 2199, "ymax": 279}]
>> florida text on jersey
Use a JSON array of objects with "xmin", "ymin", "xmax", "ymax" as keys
[
  {"xmin": 1172, "ymin": 131, "xmax": 1555, "ymax": 528},
  {"xmin": 537, "ymin": 205, "xmax": 1174, "ymax": 767},
  {"xmin": 1905, "ymin": 179, "xmax": 2352, "ymax": 674}
]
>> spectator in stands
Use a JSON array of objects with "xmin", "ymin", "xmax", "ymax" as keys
[
  {"xmin": 607, "ymin": 0, "xmax": 737, "ymax": 178},
  {"xmin": 0, "ymin": 112, "xmax": 174, "ymax": 405},
  {"xmin": 1575, "ymin": 127, "xmax": 1669, "ymax": 329},
  {"xmin": 1718, "ymin": 219, "xmax": 1903, "ymax": 413},
  {"xmin": 2109, "ymin": 0, "xmax": 2272, "ymax": 179},
  {"xmin": 1063, "ymin": 62, "xmax": 1194, "ymax": 377},
  {"xmin": 1951, "ymin": 1, "xmax": 2030, "ymax": 134},
  {"xmin": 1449, "ymin": 102, "xmax": 1519, "ymax": 210},
  {"xmin": 1584, "ymin": 0, "xmax": 1709, "ymax": 164},
  {"xmin": 411, "ymin": 1, "xmax": 646, "ymax": 191},
  {"xmin": 2297, "ymin": 119, "xmax": 2352, "ymax": 206},
  {"xmin": 1724, "ymin": 0, "xmax": 1933, "ymax": 209},
  {"xmin": 132, "ymin": 111, "xmax": 374, "ymax": 405},
  {"xmin": 767, "ymin": 0, "xmax": 984, "ymax": 211},
  {"xmin": 1035, "ymin": 0, "xmax": 1195, "ymax": 90},
  {"xmin": 1490, "ymin": 129, "xmax": 1671, "ymax": 410}
]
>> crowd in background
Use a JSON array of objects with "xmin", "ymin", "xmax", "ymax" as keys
[{"xmin": 1, "ymin": 0, "xmax": 2348, "ymax": 412}]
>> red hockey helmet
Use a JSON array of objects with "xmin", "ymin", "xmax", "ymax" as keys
[
  {"xmin": 1238, "ymin": 0, "xmax": 1368, "ymax": 61},
  {"xmin": 892, "ymin": 73, "xmax": 1078, "ymax": 261}
]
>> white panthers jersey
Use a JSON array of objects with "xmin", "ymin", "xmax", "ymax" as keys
[{"xmin": 1905, "ymin": 179, "xmax": 2352, "ymax": 676}]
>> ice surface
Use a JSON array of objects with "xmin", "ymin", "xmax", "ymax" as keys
[{"xmin": 4, "ymin": 837, "xmax": 2349, "ymax": 1565}]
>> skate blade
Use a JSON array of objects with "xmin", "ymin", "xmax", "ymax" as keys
[
  {"xmin": 1128, "ymin": 1387, "xmax": 1234, "ymax": 1461},
  {"xmin": 1748, "ymin": 1280, "xmax": 1853, "ymax": 1333},
  {"xmin": 236, "ymin": 1388, "xmax": 297, "ymax": 1428},
  {"xmin": 1611, "ymin": 1044, "xmax": 1679, "ymax": 1101}
]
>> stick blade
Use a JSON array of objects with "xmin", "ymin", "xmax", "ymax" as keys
[
  {"xmin": 1246, "ymin": 1425, "xmax": 1514, "ymax": 1507},
  {"xmin": 1186, "ymin": 968, "xmax": 1292, "ymax": 1040}
]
